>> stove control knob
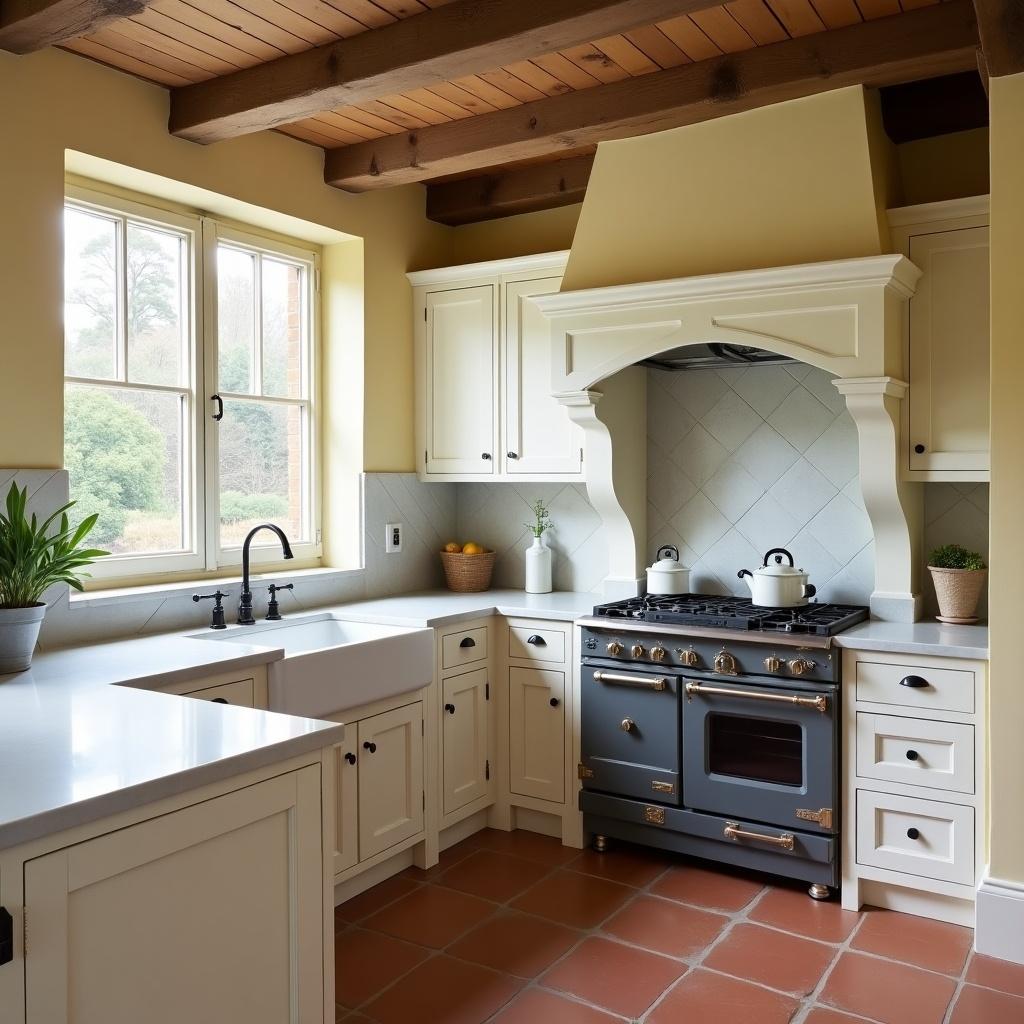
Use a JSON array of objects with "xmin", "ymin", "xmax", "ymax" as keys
[
  {"xmin": 764, "ymin": 655, "xmax": 783, "ymax": 673},
  {"xmin": 714, "ymin": 651, "xmax": 737, "ymax": 675},
  {"xmin": 606, "ymin": 641, "xmax": 624, "ymax": 656},
  {"xmin": 651, "ymin": 646, "xmax": 667, "ymax": 663},
  {"xmin": 677, "ymin": 648, "xmax": 700, "ymax": 668},
  {"xmin": 788, "ymin": 658, "xmax": 815, "ymax": 676},
  {"xmin": 631, "ymin": 644, "xmax": 646, "ymax": 659}
]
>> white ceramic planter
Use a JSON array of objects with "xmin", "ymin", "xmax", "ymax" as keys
[
  {"xmin": 525, "ymin": 536, "xmax": 552, "ymax": 594},
  {"xmin": 0, "ymin": 603, "xmax": 46, "ymax": 674}
]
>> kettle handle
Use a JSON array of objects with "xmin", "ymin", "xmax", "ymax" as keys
[
  {"xmin": 762, "ymin": 547, "xmax": 795, "ymax": 567},
  {"xmin": 656, "ymin": 544, "xmax": 679, "ymax": 562}
]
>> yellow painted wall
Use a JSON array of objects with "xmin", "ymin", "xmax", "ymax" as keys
[
  {"xmin": 562, "ymin": 87, "xmax": 889, "ymax": 291},
  {"xmin": 898, "ymin": 128, "xmax": 990, "ymax": 207},
  {"xmin": 986, "ymin": 72, "xmax": 1024, "ymax": 883},
  {"xmin": 450, "ymin": 203, "xmax": 582, "ymax": 265}
]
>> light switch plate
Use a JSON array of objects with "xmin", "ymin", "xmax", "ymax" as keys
[{"xmin": 385, "ymin": 523, "xmax": 403, "ymax": 553}]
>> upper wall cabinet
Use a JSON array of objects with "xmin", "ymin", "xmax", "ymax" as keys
[
  {"xmin": 409, "ymin": 253, "xmax": 584, "ymax": 482},
  {"xmin": 889, "ymin": 197, "xmax": 990, "ymax": 482}
]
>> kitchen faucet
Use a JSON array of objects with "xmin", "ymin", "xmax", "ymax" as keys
[{"xmin": 238, "ymin": 524, "xmax": 294, "ymax": 625}]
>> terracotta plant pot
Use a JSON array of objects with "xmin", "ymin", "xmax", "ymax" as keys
[{"xmin": 928, "ymin": 566, "xmax": 987, "ymax": 624}]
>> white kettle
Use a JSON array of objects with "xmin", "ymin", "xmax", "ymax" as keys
[
  {"xmin": 738, "ymin": 547, "xmax": 817, "ymax": 608},
  {"xmin": 646, "ymin": 545, "xmax": 690, "ymax": 596}
]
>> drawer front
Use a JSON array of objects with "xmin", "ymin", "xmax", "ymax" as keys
[
  {"xmin": 509, "ymin": 625, "xmax": 566, "ymax": 664},
  {"xmin": 856, "ymin": 790, "xmax": 974, "ymax": 885},
  {"xmin": 442, "ymin": 627, "xmax": 488, "ymax": 669},
  {"xmin": 181, "ymin": 677, "xmax": 255, "ymax": 707},
  {"xmin": 856, "ymin": 713, "xmax": 974, "ymax": 794},
  {"xmin": 855, "ymin": 659, "xmax": 974, "ymax": 714}
]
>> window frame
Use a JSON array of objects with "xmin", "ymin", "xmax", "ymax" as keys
[{"xmin": 63, "ymin": 185, "xmax": 322, "ymax": 583}]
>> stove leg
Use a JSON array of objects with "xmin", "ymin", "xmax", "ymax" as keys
[
  {"xmin": 592, "ymin": 834, "xmax": 610, "ymax": 853},
  {"xmin": 808, "ymin": 883, "xmax": 831, "ymax": 901}
]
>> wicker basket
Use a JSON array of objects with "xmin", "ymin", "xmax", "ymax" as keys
[
  {"xmin": 929, "ymin": 566, "xmax": 987, "ymax": 624},
  {"xmin": 440, "ymin": 550, "xmax": 496, "ymax": 593}
]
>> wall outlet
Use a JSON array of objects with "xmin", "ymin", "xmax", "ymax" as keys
[{"xmin": 385, "ymin": 523, "xmax": 403, "ymax": 553}]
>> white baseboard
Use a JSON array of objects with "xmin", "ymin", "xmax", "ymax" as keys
[{"xmin": 976, "ymin": 872, "xmax": 1024, "ymax": 965}]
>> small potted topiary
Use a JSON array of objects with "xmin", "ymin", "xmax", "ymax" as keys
[{"xmin": 928, "ymin": 543, "xmax": 987, "ymax": 624}]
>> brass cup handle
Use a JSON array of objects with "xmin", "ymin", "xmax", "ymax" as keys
[
  {"xmin": 724, "ymin": 821, "xmax": 795, "ymax": 851},
  {"xmin": 620, "ymin": 717, "xmax": 636, "ymax": 733}
]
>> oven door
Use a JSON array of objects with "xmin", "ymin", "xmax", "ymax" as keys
[{"xmin": 681, "ymin": 676, "xmax": 837, "ymax": 834}]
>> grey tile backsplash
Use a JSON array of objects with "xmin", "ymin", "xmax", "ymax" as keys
[{"xmin": 922, "ymin": 482, "xmax": 989, "ymax": 619}]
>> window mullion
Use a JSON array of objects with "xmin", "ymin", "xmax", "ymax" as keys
[
  {"xmin": 253, "ymin": 251, "xmax": 264, "ymax": 396},
  {"xmin": 117, "ymin": 215, "xmax": 128, "ymax": 383}
]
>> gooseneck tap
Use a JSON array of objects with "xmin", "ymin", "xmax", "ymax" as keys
[{"xmin": 238, "ymin": 524, "xmax": 294, "ymax": 625}]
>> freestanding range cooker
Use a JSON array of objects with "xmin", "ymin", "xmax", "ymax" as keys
[{"xmin": 577, "ymin": 595, "xmax": 869, "ymax": 899}]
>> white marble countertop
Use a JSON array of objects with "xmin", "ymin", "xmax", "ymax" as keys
[{"xmin": 834, "ymin": 620, "xmax": 988, "ymax": 660}]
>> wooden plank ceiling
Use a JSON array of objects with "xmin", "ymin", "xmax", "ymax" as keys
[{"xmin": 42, "ymin": 0, "xmax": 982, "ymax": 222}]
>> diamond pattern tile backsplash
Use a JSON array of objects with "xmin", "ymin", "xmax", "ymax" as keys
[
  {"xmin": 923, "ymin": 483, "xmax": 989, "ymax": 619},
  {"xmin": 646, "ymin": 365, "xmax": 875, "ymax": 604}
]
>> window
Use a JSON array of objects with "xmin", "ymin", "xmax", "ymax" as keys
[{"xmin": 63, "ymin": 187, "xmax": 320, "ymax": 581}]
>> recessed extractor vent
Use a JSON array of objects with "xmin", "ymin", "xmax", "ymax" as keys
[{"xmin": 640, "ymin": 343, "xmax": 796, "ymax": 372}]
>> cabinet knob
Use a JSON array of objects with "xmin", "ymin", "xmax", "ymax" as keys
[
  {"xmin": 445, "ymin": 703, "xmax": 456, "ymax": 714},
  {"xmin": 211, "ymin": 697, "xmax": 229, "ymax": 704},
  {"xmin": 363, "ymin": 741, "xmax": 377, "ymax": 753},
  {"xmin": 900, "ymin": 675, "xmax": 929, "ymax": 689},
  {"xmin": 906, "ymin": 749, "xmax": 919, "ymax": 761},
  {"xmin": 550, "ymin": 697, "xmax": 560, "ymax": 707},
  {"xmin": 481, "ymin": 452, "xmax": 492, "ymax": 460},
  {"xmin": 907, "ymin": 827, "xmax": 921, "ymax": 840},
  {"xmin": 507, "ymin": 451, "xmax": 519, "ymax": 459},
  {"xmin": 620, "ymin": 717, "xmax": 635, "ymax": 733},
  {"xmin": 527, "ymin": 634, "xmax": 546, "ymax": 646},
  {"xmin": 914, "ymin": 443, "xmax": 926, "ymax": 454},
  {"xmin": 344, "ymin": 752, "xmax": 356, "ymax": 765},
  {"xmin": 459, "ymin": 636, "xmax": 476, "ymax": 649}
]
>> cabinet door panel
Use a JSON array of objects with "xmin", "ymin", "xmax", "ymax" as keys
[
  {"xmin": 908, "ymin": 226, "xmax": 990, "ymax": 473},
  {"xmin": 333, "ymin": 726, "xmax": 360, "ymax": 875},
  {"xmin": 25, "ymin": 768, "xmax": 324, "ymax": 1024},
  {"xmin": 358, "ymin": 703, "xmax": 424, "ymax": 860},
  {"xmin": 509, "ymin": 667, "xmax": 565, "ymax": 803},
  {"xmin": 426, "ymin": 285, "xmax": 497, "ymax": 475},
  {"xmin": 443, "ymin": 668, "xmax": 489, "ymax": 814},
  {"xmin": 504, "ymin": 277, "xmax": 582, "ymax": 476}
]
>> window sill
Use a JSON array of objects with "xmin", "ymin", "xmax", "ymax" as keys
[{"xmin": 69, "ymin": 565, "xmax": 361, "ymax": 609}]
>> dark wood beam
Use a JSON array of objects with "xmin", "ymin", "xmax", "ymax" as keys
[
  {"xmin": 0, "ymin": 0, "xmax": 152, "ymax": 53},
  {"xmin": 325, "ymin": 0, "xmax": 979, "ymax": 192},
  {"xmin": 427, "ymin": 153, "xmax": 595, "ymax": 225},
  {"xmin": 972, "ymin": 0, "xmax": 1024, "ymax": 77},
  {"xmin": 169, "ymin": 0, "xmax": 727, "ymax": 145}
]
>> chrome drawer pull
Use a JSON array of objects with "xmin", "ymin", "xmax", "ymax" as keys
[
  {"xmin": 724, "ymin": 822, "xmax": 795, "ymax": 851},
  {"xmin": 593, "ymin": 671, "xmax": 668, "ymax": 692},
  {"xmin": 685, "ymin": 681, "xmax": 827, "ymax": 713}
]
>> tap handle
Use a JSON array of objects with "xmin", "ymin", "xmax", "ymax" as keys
[
  {"xmin": 192, "ymin": 590, "xmax": 229, "ymax": 630},
  {"xmin": 266, "ymin": 582, "xmax": 293, "ymax": 621}
]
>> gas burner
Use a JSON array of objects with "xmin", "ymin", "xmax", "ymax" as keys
[{"xmin": 592, "ymin": 594, "xmax": 869, "ymax": 637}]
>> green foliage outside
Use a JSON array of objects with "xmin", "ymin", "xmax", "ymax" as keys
[
  {"xmin": 220, "ymin": 491, "xmax": 289, "ymax": 523},
  {"xmin": 928, "ymin": 544, "xmax": 986, "ymax": 571}
]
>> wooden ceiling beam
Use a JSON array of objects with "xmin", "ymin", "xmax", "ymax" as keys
[
  {"xmin": 325, "ymin": 0, "xmax": 979, "ymax": 192},
  {"xmin": 169, "ymin": 0, "xmax": 728, "ymax": 144},
  {"xmin": 972, "ymin": 0, "xmax": 1024, "ymax": 77},
  {"xmin": 427, "ymin": 153, "xmax": 596, "ymax": 225},
  {"xmin": 0, "ymin": 0, "xmax": 153, "ymax": 53}
]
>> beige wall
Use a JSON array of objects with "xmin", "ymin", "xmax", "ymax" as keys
[
  {"xmin": 450, "ymin": 203, "xmax": 581, "ymax": 265},
  {"xmin": 986, "ymin": 72, "xmax": 1024, "ymax": 882},
  {"xmin": 898, "ymin": 128, "xmax": 990, "ymax": 207}
]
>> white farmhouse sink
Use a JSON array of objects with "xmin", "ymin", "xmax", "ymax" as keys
[{"xmin": 190, "ymin": 613, "xmax": 433, "ymax": 718}]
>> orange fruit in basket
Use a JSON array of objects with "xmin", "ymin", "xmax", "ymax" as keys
[
  {"xmin": 443, "ymin": 542, "xmax": 462, "ymax": 553},
  {"xmin": 462, "ymin": 542, "xmax": 484, "ymax": 555}
]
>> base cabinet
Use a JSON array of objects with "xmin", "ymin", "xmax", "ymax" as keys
[
  {"xmin": 24, "ymin": 766, "xmax": 325, "ymax": 1024},
  {"xmin": 508, "ymin": 666, "xmax": 565, "ymax": 803},
  {"xmin": 443, "ymin": 668, "xmax": 490, "ymax": 814}
]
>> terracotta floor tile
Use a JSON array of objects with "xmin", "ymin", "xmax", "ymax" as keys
[
  {"xmin": 967, "ymin": 953, "xmax": 1024, "ymax": 997},
  {"xmin": 438, "ymin": 849, "xmax": 551, "ymax": 903},
  {"xmin": 402, "ymin": 835, "xmax": 484, "ymax": 881},
  {"xmin": 474, "ymin": 829, "xmax": 580, "ymax": 865},
  {"xmin": 648, "ymin": 968, "xmax": 799, "ymax": 1024},
  {"xmin": 749, "ymin": 886, "xmax": 860, "ymax": 943},
  {"xmin": 852, "ymin": 907, "xmax": 973, "ymax": 975},
  {"xmin": 820, "ymin": 952, "xmax": 957, "ymax": 1024},
  {"xmin": 447, "ymin": 910, "xmax": 580, "ymax": 978},
  {"xmin": 364, "ymin": 884, "xmax": 496, "ymax": 949},
  {"xmin": 567, "ymin": 843, "xmax": 673, "ymax": 888},
  {"xmin": 335, "ymin": 876, "xmax": 420, "ymax": 924},
  {"xmin": 334, "ymin": 928, "xmax": 429, "ymax": 1008},
  {"xmin": 949, "ymin": 983, "xmax": 1024, "ymax": 1023},
  {"xmin": 363, "ymin": 955, "xmax": 522, "ymax": 1024},
  {"xmin": 704, "ymin": 922, "xmax": 837, "ymax": 995},
  {"xmin": 542, "ymin": 936, "xmax": 686, "ymax": 1018},
  {"xmin": 602, "ymin": 895, "xmax": 728, "ymax": 958},
  {"xmin": 491, "ymin": 988, "xmax": 620, "ymax": 1023},
  {"xmin": 803, "ymin": 1008, "xmax": 870, "ymax": 1023},
  {"xmin": 650, "ymin": 862, "xmax": 765, "ymax": 912},
  {"xmin": 511, "ymin": 869, "xmax": 634, "ymax": 929}
]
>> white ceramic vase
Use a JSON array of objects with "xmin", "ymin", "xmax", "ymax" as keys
[
  {"xmin": 525, "ymin": 535, "xmax": 552, "ymax": 594},
  {"xmin": 0, "ymin": 603, "xmax": 46, "ymax": 674}
]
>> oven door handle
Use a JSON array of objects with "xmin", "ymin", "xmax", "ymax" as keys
[
  {"xmin": 592, "ymin": 670, "xmax": 669, "ymax": 692},
  {"xmin": 684, "ymin": 680, "xmax": 828, "ymax": 713},
  {"xmin": 724, "ymin": 821, "xmax": 795, "ymax": 850}
]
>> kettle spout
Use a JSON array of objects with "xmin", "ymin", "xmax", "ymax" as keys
[{"xmin": 737, "ymin": 568, "xmax": 754, "ymax": 593}]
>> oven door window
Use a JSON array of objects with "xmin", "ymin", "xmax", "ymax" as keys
[{"xmin": 706, "ymin": 712, "xmax": 803, "ymax": 788}]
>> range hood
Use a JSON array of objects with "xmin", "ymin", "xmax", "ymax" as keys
[{"xmin": 641, "ymin": 343, "xmax": 795, "ymax": 372}]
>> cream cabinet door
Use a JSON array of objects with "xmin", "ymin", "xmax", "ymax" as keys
[
  {"xmin": 25, "ymin": 767, "xmax": 324, "ymax": 1024},
  {"xmin": 503, "ymin": 277, "xmax": 583, "ymax": 476},
  {"xmin": 358, "ymin": 703, "xmax": 424, "ymax": 860},
  {"xmin": 333, "ymin": 728, "xmax": 360, "ymax": 876},
  {"xmin": 907, "ymin": 226, "xmax": 990, "ymax": 475},
  {"xmin": 509, "ymin": 666, "xmax": 565, "ymax": 803},
  {"xmin": 442, "ymin": 668, "xmax": 489, "ymax": 814},
  {"xmin": 425, "ymin": 285, "xmax": 497, "ymax": 476}
]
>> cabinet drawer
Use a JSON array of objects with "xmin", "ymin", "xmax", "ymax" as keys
[
  {"xmin": 181, "ymin": 677, "xmax": 255, "ymax": 707},
  {"xmin": 855, "ymin": 659, "xmax": 974, "ymax": 714},
  {"xmin": 442, "ymin": 627, "xmax": 488, "ymax": 669},
  {"xmin": 856, "ymin": 790, "xmax": 974, "ymax": 885},
  {"xmin": 856, "ymin": 713, "xmax": 974, "ymax": 794},
  {"xmin": 509, "ymin": 625, "xmax": 566, "ymax": 664}
]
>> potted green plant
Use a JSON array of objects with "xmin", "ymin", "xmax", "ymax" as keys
[
  {"xmin": 0, "ymin": 482, "xmax": 106, "ymax": 673},
  {"xmin": 928, "ymin": 543, "xmax": 987, "ymax": 624},
  {"xmin": 524, "ymin": 499, "xmax": 554, "ymax": 594}
]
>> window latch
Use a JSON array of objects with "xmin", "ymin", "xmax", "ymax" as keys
[{"xmin": 211, "ymin": 394, "xmax": 224, "ymax": 421}]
